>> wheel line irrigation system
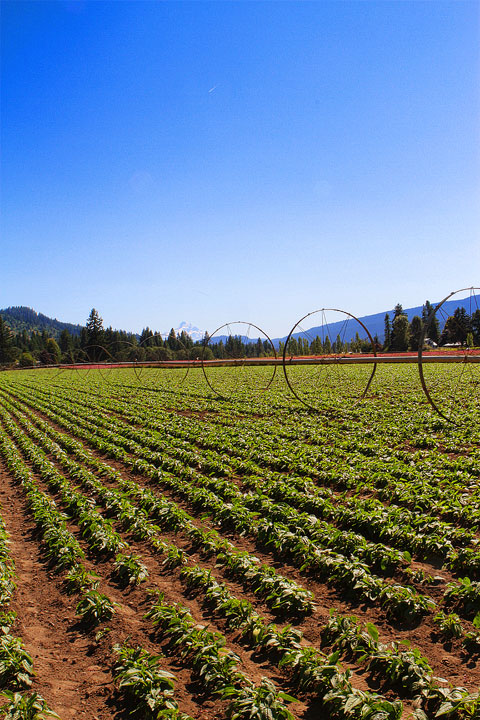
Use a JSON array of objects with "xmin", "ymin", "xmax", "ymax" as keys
[{"xmin": 4, "ymin": 286, "xmax": 479, "ymax": 424}]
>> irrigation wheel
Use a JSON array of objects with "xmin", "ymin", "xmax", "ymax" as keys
[
  {"xmin": 418, "ymin": 286, "xmax": 480, "ymax": 423},
  {"xmin": 201, "ymin": 321, "xmax": 277, "ymax": 400},
  {"xmin": 283, "ymin": 308, "xmax": 377, "ymax": 411}
]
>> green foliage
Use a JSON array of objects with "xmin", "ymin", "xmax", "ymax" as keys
[
  {"xmin": 390, "ymin": 312, "xmax": 410, "ymax": 352},
  {"xmin": 433, "ymin": 611, "xmax": 464, "ymax": 640},
  {"xmin": 0, "ymin": 317, "xmax": 18, "ymax": 365},
  {"xmin": 113, "ymin": 553, "xmax": 149, "ymax": 586},
  {"xmin": 18, "ymin": 353, "xmax": 35, "ymax": 368},
  {"xmin": 0, "ymin": 691, "xmax": 60, "ymax": 720},
  {"xmin": 0, "ymin": 635, "xmax": 34, "ymax": 689},
  {"xmin": 222, "ymin": 678, "xmax": 296, "ymax": 720},
  {"xmin": 76, "ymin": 589, "xmax": 116, "ymax": 626},
  {"xmin": 112, "ymin": 643, "xmax": 178, "ymax": 718}
]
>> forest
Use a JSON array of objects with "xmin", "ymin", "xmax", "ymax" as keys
[{"xmin": 0, "ymin": 302, "xmax": 479, "ymax": 368}]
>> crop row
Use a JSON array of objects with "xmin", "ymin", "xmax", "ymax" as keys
[
  {"xmin": 0, "ymin": 489, "xmax": 61, "ymax": 718},
  {"xmin": 0, "ymin": 395, "xmax": 452, "ymax": 716},
  {"xmin": 0, "ymin": 388, "xmax": 442, "ymax": 619},
  {"xmin": 6, "ymin": 383, "xmax": 480, "ymax": 624},
  {"xmin": 54, "ymin": 378, "xmax": 480, "ymax": 528},
  {"xmin": 2, "ymin": 388, "xmax": 476, "ymax": 712},
  {"xmin": 0, "ymin": 397, "xmax": 315, "ymax": 619},
  {"xmin": 145, "ymin": 591, "xmax": 402, "ymax": 720},
  {"xmin": 5, "ymin": 383, "xmax": 479, "ymax": 578},
  {"xmin": 0, "ymin": 413, "xmax": 316, "ymax": 719},
  {"xmin": 0, "ymin": 388, "xmax": 453, "ymax": 622}
]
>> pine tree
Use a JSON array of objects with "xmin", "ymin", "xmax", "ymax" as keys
[
  {"xmin": 422, "ymin": 300, "xmax": 440, "ymax": 343},
  {"xmin": 59, "ymin": 329, "xmax": 73, "ymax": 353},
  {"xmin": 384, "ymin": 314, "xmax": 391, "ymax": 350},
  {"xmin": 0, "ymin": 317, "xmax": 17, "ymax": 364},
  {"xmin": 440, "ymin": 308, "xmax": 472, "ymax": 345},
  {"xmin": 472, "ymin": 309, "xmax": 480, "ymax": 345},
  {"xmin": 391, "ymin": 314, "xmax": 410, "ymax": 351},
  {"xmin": 287, "ymin": 337, "xmax": 298, "ymax": 355},
  {"xmin": 140, "ymin": 327, "xmax": 154, "ymax": 346},
  {"xmin": 85, "ymin": 308, "xmax": 105, "ymax": 361},
  {"xmin": 86, "ymin": 309, "xmax": 104, "ymax": 345},
  {"xmin": 167, "ymin": 328, "xmax": 177, "ymax": 351},
  {"xmin": 409, "ymin": 316, "xmax": 423, "ymax": 351}
]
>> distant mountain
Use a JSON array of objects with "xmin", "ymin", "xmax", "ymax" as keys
[
  {"xmin": 274, "ymin": 294, "xmax": 480, "ymax": 346},
  {"xmin": 0, "ymin": 306, "xmax": 83, "ymax": 338},
  {"xmin": 174, "ymin": 321, "xmax": 205, "ymax": 342}
]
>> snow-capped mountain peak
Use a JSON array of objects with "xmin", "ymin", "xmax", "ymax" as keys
[{"xmin": 173, "ymin": 321, "xmax": 205, "ymax": 342}]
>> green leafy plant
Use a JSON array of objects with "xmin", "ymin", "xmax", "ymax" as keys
[
  {"xmin": 433, "ymin": 612, "xmax": 464, "ymax": 640},
  {"xmin": 76, "ymin": 589, "xmax": 116, "ymax": 626},
  {"xmin": 113, "ymin": 553, "xmax": 149, "ymax": 586},
  {"xmin": 0, "ymin": 636, "xmax": 34, "ymax": 689},
  {"xmin": 113, "ymin": 643, "xmax": 178, "ymax": 718},
  {"xmin": 0, "ymin": 690, "xmax": 60, "ymax": 720},
  {"xmin": 222, "ymin": 678, "xmax": 297, "ymax": 720}
]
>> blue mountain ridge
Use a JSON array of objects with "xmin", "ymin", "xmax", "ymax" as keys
[{"xmin": 209, "ymin": 295, "xmax": 479, "ymax": 347}]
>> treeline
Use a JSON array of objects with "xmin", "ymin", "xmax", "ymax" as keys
[
  {"xmin": 284, "ymin": 301, "xmax": 480, "ymax": 356},
  {"xmin": 383, "ymin": 302, "xmax": 480, "ymax": 352},
  {"xmin": 1, "ymin": 302, "xmax": 479, "ymax": 368},
  {"xmin": 0, "ymin": 309, "xmax": 208, "ymax": 367}
]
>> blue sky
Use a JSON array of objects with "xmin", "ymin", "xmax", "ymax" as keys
[{"xmin": 2, "ymin": 0, "xmax": 479, "ymax": 336}]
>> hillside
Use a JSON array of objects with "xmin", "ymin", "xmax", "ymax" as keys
[{"xmin": 0, "ymin": 306, "xmax": 83, "ymax": 338}]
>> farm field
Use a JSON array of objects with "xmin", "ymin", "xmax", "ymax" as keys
[{"xmin": 0, "ymin": 365, "xmax": 479, "ymax": 720}]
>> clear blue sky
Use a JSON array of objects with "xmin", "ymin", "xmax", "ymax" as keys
[{"xmin": 2, "ymin": 0, "xmax": 479, "ymax": 337}]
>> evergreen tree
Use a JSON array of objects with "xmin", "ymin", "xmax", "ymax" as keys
[
  {"xmin": 422, "ymin": 300, "xmax": 440, "ymax": 343},
  {"xmin": 225, "ymin": 334, "xmax": 243, "ymax": 358},
  {"xmin": 452, "ymin": 307, "xmax": 472, "ymax": 344},
  {"xmin": 86, "ymin": 309, "xmax": 104, "ymax": 345},
  {"xmin": 409, "ymin": 316, "xmax": 423, "ymax": 351},
  {"xmin": 45, "ymin": 338, "xmax": 61, "ymax": 364},
  {"xmin": 391, "ymin": 313, "xmax": 410, "ymax": 351},
  {"xmin": 140, "ymin": 327, "xmax": 154, "ymax": 346},
  {"xmin": 179, "ymin": 330, "xmax": 194, "ymax": 349},
  {"xmin": 472, "ymin": 309, "xmax": 480, "ymax": 345},
  {"xmin": 440, "ymin": 307, "xmax": 472, "ymax": 345},
  {"xmin": 215, "ymin": 339, "xmax": 226, "ymax": 359},
  {"xmin": 79, "ymin": 327, "xmax": 88, "ymax": 350},
  {"xmin": 167, "ymin": 328, "xmax": 178, "ymax": 351},
  {"xmin": 384, "ymin": 314, "xmax": 391, "ymax": 350},
  {"xmin": 0, "ymin": 317, "xmax": 17, "ymax": 364},
  {"xmin": 287, "ymin": 337, "xmax": 298, "ymax": 355},
  {"xmin": 59, "ymin": 329, "xmax": 73, "ymax": 353},
  {"xmin": 349, "ymin": 332, "xmax": 362, "ymax": 353}
]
